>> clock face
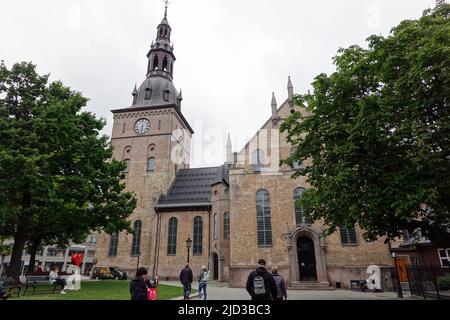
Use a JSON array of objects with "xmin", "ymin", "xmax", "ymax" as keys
[{"xmin": 135, "ymin": 119, "xmax": 150, "ymax": 134}]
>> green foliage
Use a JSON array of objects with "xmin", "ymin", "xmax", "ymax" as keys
[
  {"xmin": 280, "ymin": 5, "xmax": 450, "ymax": 242},
  {"xmin": 0, "ymin": 61, "xmax": 136, "ymax": 274},
  {"xmin": 437, "ymin": 274, "xmax": 450, "ymax": 290}
]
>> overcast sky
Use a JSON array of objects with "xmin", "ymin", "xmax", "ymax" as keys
[{"xmin": 0, "ymin": 0, "xmax": 438, "ymax": 167}]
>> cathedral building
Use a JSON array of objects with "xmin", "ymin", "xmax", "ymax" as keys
[{"xmin": 94, "ymin": 7, "xmax": 393, "ymax": 289}]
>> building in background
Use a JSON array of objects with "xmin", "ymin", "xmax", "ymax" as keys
[{"xmin": 0, "ymin": 234, "xmax": 97, "ymax": 277}]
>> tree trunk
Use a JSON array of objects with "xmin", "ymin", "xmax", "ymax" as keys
[
  {"xmin": 8, "ymin": 190, "xmax": 31, "ymax": 281},
  {"xmin": 27, "ymin": 240, "xmax": 40, "ymax": 274},
  {"xmin": 7, "ymin": 229, "xmax": 27, "ymax": 281}
]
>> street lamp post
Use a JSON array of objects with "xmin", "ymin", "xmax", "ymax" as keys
[{"xmin": 186, "ymin": 238, "xmax": 192, "ymax": 264}]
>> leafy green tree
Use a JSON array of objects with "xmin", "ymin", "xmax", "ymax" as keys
[
  {"xmin": 0, "ymin": 61, "xmax": 137, "ymax": 279},
  {"xmin": 281, "ymin": 4, "xmax": 450, "ymax": 242}
]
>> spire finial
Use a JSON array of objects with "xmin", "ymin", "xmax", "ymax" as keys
[{"xmin": 164, "ymin": 0, "xmax": 169, "ymax": 18}]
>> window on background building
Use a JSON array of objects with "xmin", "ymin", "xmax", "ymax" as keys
[
  {"xmin": 224, "ymin": 212, "xmax": 230, "ymax": 239},
  {"xmin": 252, "ymin": 149, "xmax": 265, "ymax": 172},
  {"xmin": 109, "ymin": 233, "xmax": 119, "ymax": 257},
  {"xmin": 167, "ymin": 217, "xmax": 177, "ymax": 255},
  {"xmin": 131, "ymin": 220, "xmax": 142, "ymax": 256},
  {"xmin": 193, "ymin": 216, "xmax": 203, "ymax": 256},
  {"xmin": 256, "ymin": 189, "xmax": 272, "ymax": 247},
  {"xmin": 294, "ymin": 187, "xmax": 310, "ymax": 225},
  {"xmin": 213, "ymin": 213, "xmax": 218, "ymax": 240},
  {"xmin": 438, "ymin": 249, "xmax": 450, "ymax": 268},
  {"xmin": 339, "ymin": 225, "xmax": 358, "ymax": 245},
  {"xmin": 147, "ymin": 157, "xmax": 155, "ymax": 172}
]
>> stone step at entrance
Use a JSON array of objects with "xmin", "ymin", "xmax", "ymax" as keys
[{"xmin": 288, "ymin": 281, "xmax": 335, "ymax": 291}]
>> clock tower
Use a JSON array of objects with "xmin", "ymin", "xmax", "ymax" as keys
[{"xmin": 95, "ymin": 4, "xmax": 193, "ymax": 272}]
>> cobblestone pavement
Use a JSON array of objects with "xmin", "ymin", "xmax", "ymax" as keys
[{"xmin": 160, "ymin": 281, "xmax": 405, "ymax": 300}]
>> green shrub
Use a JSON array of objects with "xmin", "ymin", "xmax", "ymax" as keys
[{"xmin": 437, "ymin": 274, "xmax": 450, "ymax": 290}]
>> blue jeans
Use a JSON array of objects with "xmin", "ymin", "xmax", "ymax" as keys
[
  {"xmin": 199, "ymin": 282, "xmax": 207, "ymax": 300},
  {"xmin": 183, "ymin": 284, "xmax": 191, "ymax": 300}
]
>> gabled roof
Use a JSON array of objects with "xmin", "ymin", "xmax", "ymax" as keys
[{"xmin": 155, "ymin": 164, "xmax": 229, "ymax": 211}]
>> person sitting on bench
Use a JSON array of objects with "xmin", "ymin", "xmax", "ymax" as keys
[
  {"xmin": 49, "ymin": 266, "xmax": 67, "ymax": 294},
  {"xmin": 0, "ymin": 281, "xmax": 12, "ymax": 300}
]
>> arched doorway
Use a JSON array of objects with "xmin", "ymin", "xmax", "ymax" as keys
[
  {"xmin": 213, "ymin": 253, "xmax": 219, "ymax": 281},
  {"xmin": 297, "ymin": 236, "xmax": 317, "ymax": 281}
]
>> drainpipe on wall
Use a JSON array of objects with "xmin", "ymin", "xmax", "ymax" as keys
[{"xmin": 208, "ymin": 209, "xmax": 211, "ymax": 271}]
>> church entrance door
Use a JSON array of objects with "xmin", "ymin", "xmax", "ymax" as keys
[
  {"xmin": 297, "ymin": 236, "xmax": 317, "ymax": 281},
  {"xmin": 213, "ymin": 253, "xmax": 219, "ymax": 280}
]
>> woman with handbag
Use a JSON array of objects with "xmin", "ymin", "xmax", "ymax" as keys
[{"xmin": 130, "ymin": 267, "xmax": 152, "ymax": 300}]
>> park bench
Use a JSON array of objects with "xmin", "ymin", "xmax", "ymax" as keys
[
  {"xmin": 23, "ymin": 275, "xmax": 64, "ymax": 295},
  {"xmin": 350, "ymin": 279, "xmax": 368, "ymax": 291},
  {"xmin": 0, "ymin": 276, "xmax": 22, "ymax": 297}
]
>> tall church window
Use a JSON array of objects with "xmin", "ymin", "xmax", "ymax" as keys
[
  {"xmin": 147, "ymin": 158, "xmax": 155, "ymax": 173},
  {"xmin": 224, "ymin": 212, "xmax": 230, "ymax": 239},
  {"xmin": 294, "ymin": 187, "xmax": 310, "ymax": 225},
  {"xmin": 252, "ymin": 149, "xmax": 265, "ymax": 172},
  {"xmin": 256, "ymin": 189, "xmax": 272, "ymax": 247},
  {"xmin": 158, "ymin": 119, "xmax": 161, "ymax": 130},
  {"xmin": 213, "ymin": 213, "xmax": 218, "ymax": 240},
  {"xmin": 131, "ymin": 220, "xmax": 142, "ymax": 256},
  {"xmin": 153, "ymin": 55, "xmax": 159, "ymax": 70},
  {"xmin": 193, "ymin": 216, "xmax": 203, "ymax": 256},
  {"xmin": 163, "ymin": 90, "xmax": 170, "ymax": 102},
  {"xmin": 108, "ymin": 233, "xmax": 119, "ymax": 257},
  {"xmin": 167, "ymin": 217, "xmax": 177, "ymax": 255},
  {"xmin": 340, "ymin": 225, "xmax": 358, "ymax": 245},
  {"xmin": 162, "ymin": 56, "xmax": 168, "ymax": 71}
]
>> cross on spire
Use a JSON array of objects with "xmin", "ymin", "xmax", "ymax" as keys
[{"xmin": 164, "ymin": 0, "xmax": 170, "ymax": 18}]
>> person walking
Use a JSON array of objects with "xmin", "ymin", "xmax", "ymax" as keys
[
  {"xmin": 130, "ymin": 267, "xmax": 152, "ymax": 300},
  {"xmin": 49, "ymin": 266, "xmax": 67, "ymax": 294},
  {"xmin": 198, "ymin": 266, "xmax": 209, "ymax": 300},
  {"xmin": 271, "ymin": 266, "xmax": 287, "ymax": 301},
  {"xmin": 246, "ymin": 259, "xmax": 277, "ymax": 301},
  {"xmin": 179, "ymin": 263, "xmax": 193, "ymax": 300}
]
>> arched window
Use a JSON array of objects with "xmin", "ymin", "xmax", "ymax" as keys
[
  {"xmin": 108, "ymin": 233, "xmax": 119, "ymax": 257},
  {"xmin": 193, "ymin": 216, "xmax": 203, "ymax": 256},
  {"xmin": 153, "ymin": 55, "xmax": 159, "ymax": 70},
  {"xmin": 252, "ymin": 149, "xmax": 265, "ymax": 172},
  {"xmin": 145, "ymin": 88, "xmax": 152, "ymax": 100},
  {"xmin": 158, "ymin": 119, "xmax": 161, "ymax": 130},
  {"xmin": 291, "ymin": 147, "xmax": 303, "ymax": 169},
  {"xmin": 224, "ymin": 212, "xmax": 230, "ymax": 239},
  {"xmin": 167, "ymin": 217, "xmax": 177, "ymax": 255},
  {"xmin": 340, "ymin": 225, "xmax": 358, "ymax": 245},
  {"xmin": 131, "ymin": 220, "xmax": 142, "ymax": 256},
  {"xmin": 162, "ymin": 56, "xmax": 168, "ymax": 71},
  {"xmin": 164, "ymin": 28, "xmax": 168, "ymax": 37},
  {"xmin": 213, "ymin": 213, "xmax": 218, "ymax": 240},
  {"xmin": 294, "ymin": 187, "xmax": 309, "ymax": 225},
  {"xmin": 147, "ymin": 157, "xmax": 155, "ymax": 172},
  {"xmin": 122, "ymin": 123, "xmax": 126, "ymax": 134},
  {"xmin": 163, "ymin": 90, "xmax": 170, "ymax": 102},
  {"xmin": 256, "ymin": 189, "xmax": 272, "ymax": 247}
]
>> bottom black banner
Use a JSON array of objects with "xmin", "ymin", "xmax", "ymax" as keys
[{"xmin": 0, "ymin": 300, "xmax": 445, "ymax": 319}]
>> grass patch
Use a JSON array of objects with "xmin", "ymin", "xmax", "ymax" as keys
[{"xmin": 10, "ymin": 280, "xmax": 193, "ymax": 300}]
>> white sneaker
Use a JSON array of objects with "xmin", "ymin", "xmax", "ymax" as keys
[{"xmin": 60, "ymin": 291, "xmax": 66, "ymax": 294}]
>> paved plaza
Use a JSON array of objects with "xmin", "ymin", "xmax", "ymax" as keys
[{"xmin": 161, "ymin": 281, "xmax": 407, "ymax": 300}]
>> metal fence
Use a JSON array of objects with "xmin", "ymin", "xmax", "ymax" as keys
[{"xmin": 380, "ymin": 265, "xmax": 450, "ymax": 300}]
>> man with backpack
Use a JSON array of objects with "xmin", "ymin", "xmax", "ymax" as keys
[{"xmin": 246, "ymin": 259, "xmax": 278, "ymax": 300}]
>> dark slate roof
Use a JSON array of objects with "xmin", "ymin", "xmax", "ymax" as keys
[{"xmin": 156, "ymin": 165, "xmax": 229, "ymax": 210}]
